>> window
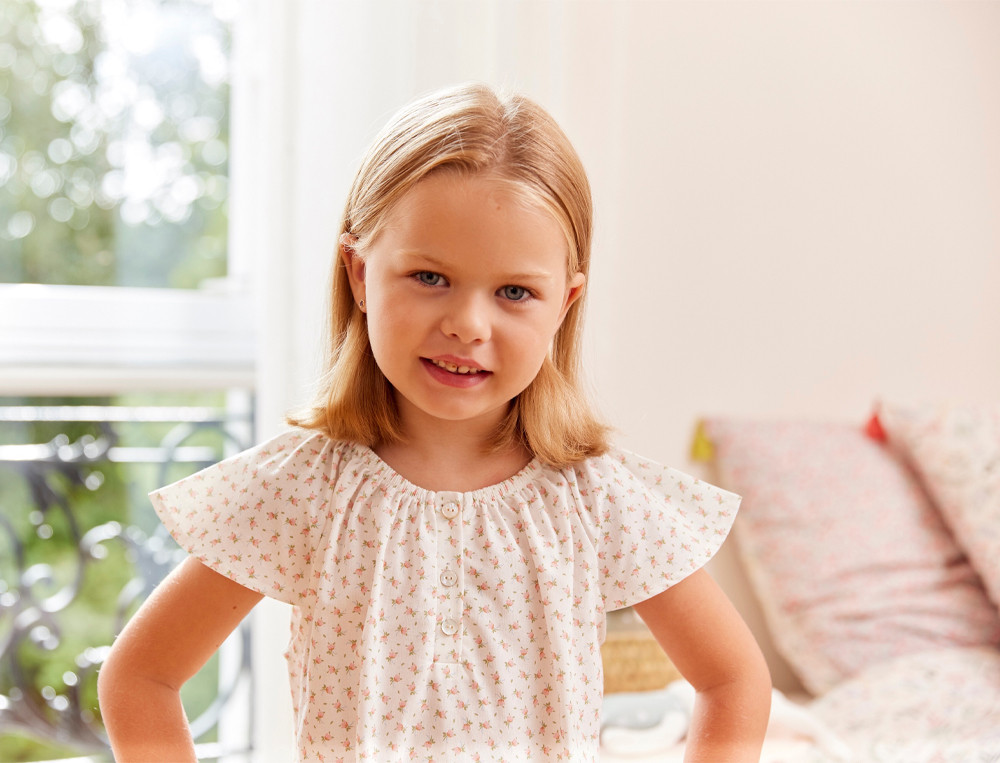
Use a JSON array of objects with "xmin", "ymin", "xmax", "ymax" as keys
[
  {"xmin": 0, "ymin": 393, "xmax": 254, "ymax": 762},
  {"xmin": 1, "ymin": 0, "xmax": 234, "ymax": 289},
  {"xmin": 0, "ymin": 1, "xmax": 254, "ymax": 760}
]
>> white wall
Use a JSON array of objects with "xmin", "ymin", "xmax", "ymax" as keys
[{"xmin": 239, "ymin": 1, "xmax": 1000, "ymax": 750}]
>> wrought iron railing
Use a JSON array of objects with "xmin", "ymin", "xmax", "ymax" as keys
[{"xmin": 0, "ymin": 403, "xmax": 254, "ymax": 761}]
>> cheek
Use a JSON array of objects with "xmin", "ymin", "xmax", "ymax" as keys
[
  {"xmin": 364, "ymin": 291, "xmax": 426, "ymax": 362},
  {"xmin": 367, "ymin": 312, "xmax": 409, "ymax": 358},
  {"xmin": 505, "ymin": 312, "xmax": 563, "ymax": 360}
]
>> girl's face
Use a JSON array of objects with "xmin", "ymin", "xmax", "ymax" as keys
[{"xmin": 343, "ymin": 172, "xmax": 585, "ymax": 440}]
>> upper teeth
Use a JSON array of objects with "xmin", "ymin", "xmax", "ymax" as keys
[{"xmin": 431, "ymin": 359, "xmax": 482, "ymax": 374}]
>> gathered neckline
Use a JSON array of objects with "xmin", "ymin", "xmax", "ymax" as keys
[{"xmin": 349, "ymin": 441, "xmax": 546, "ymax": 502}]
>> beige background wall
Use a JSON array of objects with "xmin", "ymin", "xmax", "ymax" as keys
[{"xmin": 581, "ymin": 2, "xmax": 1000, "ymax": 469}]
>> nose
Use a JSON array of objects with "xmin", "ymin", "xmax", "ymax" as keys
[{"xmin": 440, "ymin": 292, "xmax": 492, "ymax": 344}]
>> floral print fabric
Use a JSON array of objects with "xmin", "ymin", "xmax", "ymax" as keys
[
  {"xmin": 809, "ymin": 646, "xmax": 1000, "ymax": 762},
  {"xmin": 880, "ymin": 402, "xmax": 1000, "ymax": 609},
  {"xmin": 702, "ymin": 418, "xmax": 1000, "ymax": 696},
  {"xmin": 150, "ymin": 428, "xmax": 739, "ymax": 762}
]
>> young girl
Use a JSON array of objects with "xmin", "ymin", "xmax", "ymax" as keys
[{"xmin": 98, "ymin": 83, "xmax": 771, "ymax": 762}]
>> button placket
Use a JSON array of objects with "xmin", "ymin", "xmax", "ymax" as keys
[{"xmin": 434, "ymin": 493, "xmax": 465, "ymax": 662}]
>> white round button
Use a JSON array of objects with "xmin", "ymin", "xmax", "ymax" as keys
[
  {"xmin": 441, "ymin": 618, "xmax": 460, "ymax": 636},
  {"xmin": 440, "ymin": 569, "xmax": 457, "ymax": 587},
  {"xmin": 441, "ymin": 502, "xmax": 460, "ymax": 519}
]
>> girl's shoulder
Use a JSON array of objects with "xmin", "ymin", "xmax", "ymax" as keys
[
  {"xmin": 567, "ymin": 445, "xmax": 689, "ymax": 489},
  {"xmin": 156, "ymin": 426, "xmax": 378, "ymax": 498},
  {"xmin": 149, "ymin": 428, "xmax": 382, "ymax": 604},
  {"xmin": 567, "ymin": 445, "xmax": 741, "ymax": 515},
  {"xmin": 562, "ymin": 446, "xmax": 742, "ymax": 611}
]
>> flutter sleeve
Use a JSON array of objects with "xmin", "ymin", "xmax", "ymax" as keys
[
  {"xmin": 149, "ymin": 428, "xmax": 341, "ymax": 605},
  {"xmin": 576, "ymin": 448, "xmax": 741, "ymax": 611}
]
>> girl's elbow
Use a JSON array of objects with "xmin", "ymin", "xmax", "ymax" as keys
[
  {"xmin": 736, "ymin": 646, "xmax": 773, "ymax": 715},
  {"xmin": 698, "ymin": 650, "xmax": 772, "ymax": 718},
  {"xmin": 751, "ymin": 665, "xmax": 773, "ymax": 719},
  {"xmin": 97, "ymin": 643, "xmax": 131, "ymax": 709},
  {"xmin": 97, "ymin": 638, "xmax": 169, "ymax": 705},
  {"xmin": 748, "ymin": 647, "xmax": 773, "ymax": 695},
  {"xmin": 725, "ymin": 631, "xmax": 772, "ymax": 697},
  {"xmin": 738, "ymin": 655, "xmax": 773, "ymax": 727}
]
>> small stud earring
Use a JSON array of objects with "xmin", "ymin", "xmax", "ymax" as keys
[{"xmin": 359, "ymin": 300, "xmax": 365, "ymax": 309}]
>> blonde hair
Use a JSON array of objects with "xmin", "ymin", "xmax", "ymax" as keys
[{"xmin": 288, "ymin": 82, "xmax": 609, "ymax": 467}]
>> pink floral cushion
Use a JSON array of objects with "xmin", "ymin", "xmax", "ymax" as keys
[
  {"xmin": 809, "ymin": 646, "xmax": 1000, "ymax": 761},
  {"xmin": 879, "ymin": 402, "xmax": 1000, "ymax": 608},
  {"xmin": 702, "ymin": 418, "xmax": 1000, "ymax": 695}
]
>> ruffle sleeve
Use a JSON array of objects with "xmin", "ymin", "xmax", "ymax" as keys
[
  {"xmin": 576, "ymin": 448, "xmax": 741, "ymax": 611},
  {"xmin": 149, "ymin": 428, "xmax": 342, "ymax": 605}
]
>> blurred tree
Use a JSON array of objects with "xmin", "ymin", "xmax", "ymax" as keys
[{"xmin": 0, "ymin": 0, "xmax": 231, "ymax": 288}]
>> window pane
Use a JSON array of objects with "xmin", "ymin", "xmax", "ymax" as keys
[
  {"xmin": 0, "ymin": 0, "xmax": 233, "ymax": 288},
  {"xmin": 0, "ymin": 392, "xmax": 254, "ymax": 761}
]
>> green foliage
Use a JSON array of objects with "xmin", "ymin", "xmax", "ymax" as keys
[
  {"xmin": 0, "ymin": 392, "xmax": 231, "ymax": 761},
  {"xmin": 0, "ymin": 0, "xmax": 231, "ymax": 288}
]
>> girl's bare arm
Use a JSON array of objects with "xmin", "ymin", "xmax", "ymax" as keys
[
  {"xmin": 632, "ymin": 568, "xmax": 772, "ymax": 763},
  {"xmin": 98, "ymin": 556, "xmax": 263, "ymax": 762}
]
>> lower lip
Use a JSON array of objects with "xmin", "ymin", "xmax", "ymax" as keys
[{"xmin": 421, "ymin": 358, "xmax": 491, "ymax": 388}]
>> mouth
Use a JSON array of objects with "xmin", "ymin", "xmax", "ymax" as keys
[{"xmin": 425, "ymin": 358, "xmax": 488, "ymax": 375}]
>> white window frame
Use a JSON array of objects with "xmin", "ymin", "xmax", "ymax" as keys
[
  {"xmin": 0, "ymin": 282, "xmax": 255, "ymax": 395},
  {"xmin": 0, "ymin": 1, "xmax": 266, "ymax": 759},
  {"xmin": 0, "ymin": 0, "xmax": 257, "ymax": 398}
]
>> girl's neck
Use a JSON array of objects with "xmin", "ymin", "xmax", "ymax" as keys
[{"xmin": 375, "ymin": 419, "xmax": 533, "ymax": 493}]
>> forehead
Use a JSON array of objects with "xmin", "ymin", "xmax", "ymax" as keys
[
  {"xmin": 401, "ymin": 171, "xmax": 553, "ymax": 223},
  {"xmin": 375, "ymin": 172, "xmax": 571, "ymax": 271}
]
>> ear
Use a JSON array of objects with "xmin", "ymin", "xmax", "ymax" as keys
[
  {"xmin": 340, "ymin": 233, "xmax": 366, "ymax": 309},
  {"xmin": 558, "ymin": 271, "xmax": 586, "ymax": 325}
]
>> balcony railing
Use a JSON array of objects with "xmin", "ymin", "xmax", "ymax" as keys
[{"xmin": 0, "ymin": 402, "xmax": 254, "ymax": 761}]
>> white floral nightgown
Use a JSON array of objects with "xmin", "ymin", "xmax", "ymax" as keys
[{"xmin": 150, "ymin": 428, "xmax": 739, "ymax": 762}]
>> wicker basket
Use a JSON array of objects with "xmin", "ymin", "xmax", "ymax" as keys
[{"xmin": 601, "ymin": 627, "xmax": 681, "ymax": 694}]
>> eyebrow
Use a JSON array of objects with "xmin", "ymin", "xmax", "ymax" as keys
[{"xmin": 399, "ymin": 252, "xmax": 555, "ymax": 281}]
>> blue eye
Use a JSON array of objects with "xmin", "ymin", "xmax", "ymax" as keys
[
  {"xmin": 416, "ymin": 272, "xmax": 443, "ymax": 286},
  {"xmin": 501, "ymin": 285, "xmax": 528, "ymax": 301}
]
